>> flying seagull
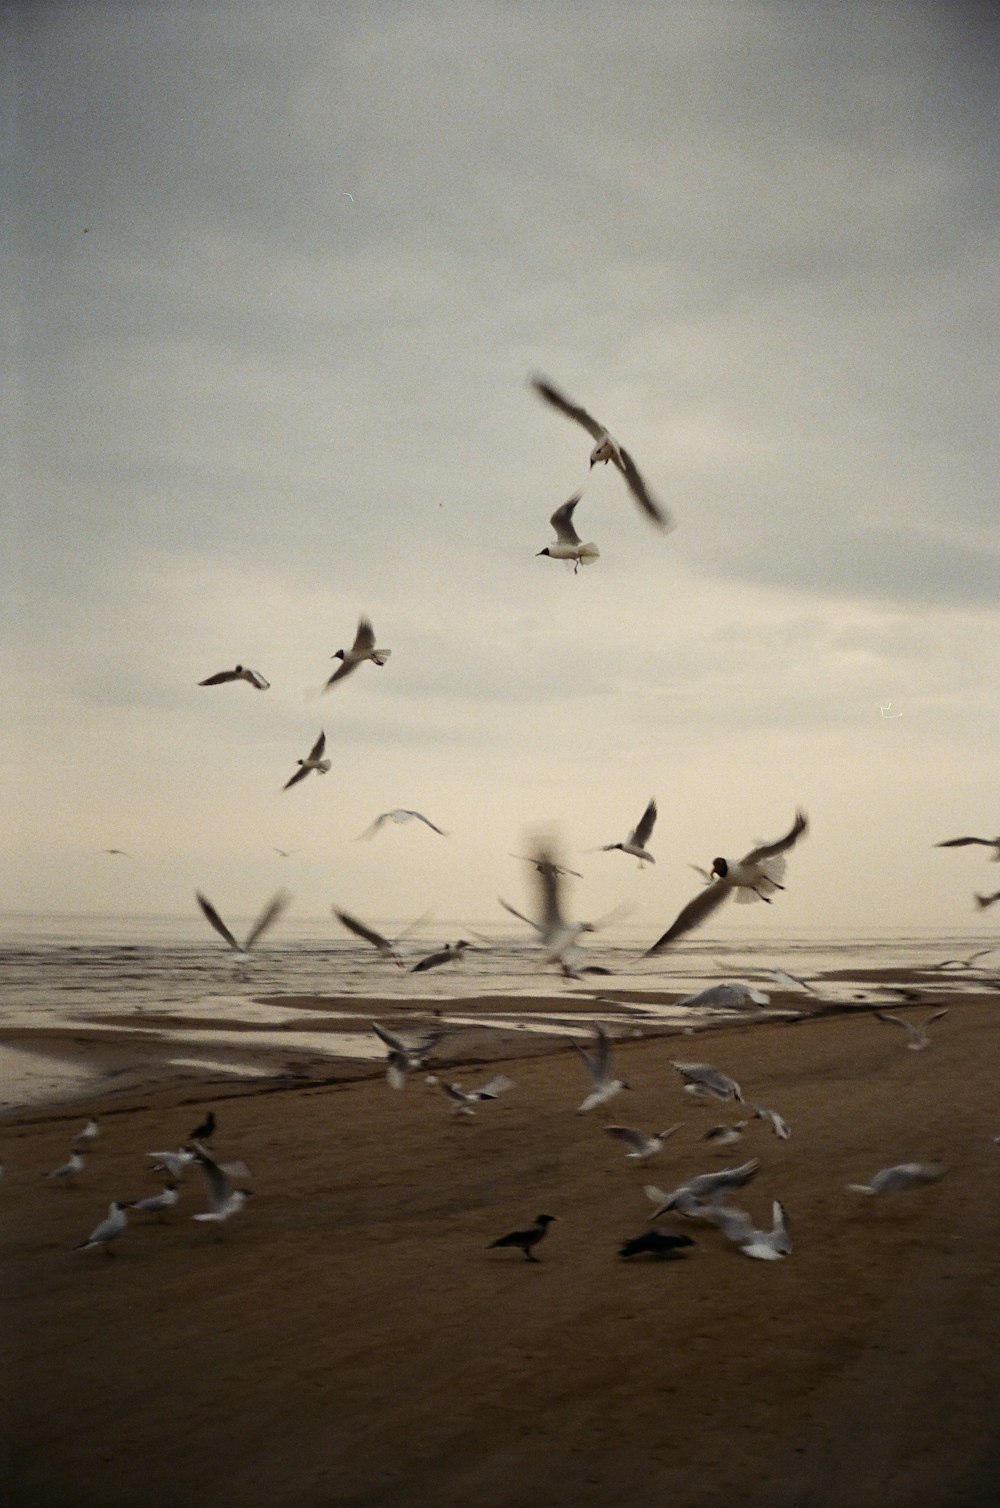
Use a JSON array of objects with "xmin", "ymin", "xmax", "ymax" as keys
[
  {"xmin": 595, "ymin": 798, "xmax": 657, "ymax": 867},
  {"xmin": 75, "ymin": 1201, "xmax": 128, "ymax": 1255},
  {"xmin": 334, "ymin": 908, "xmax": 428, "ymax": 967},
  {"xmin": 410, "ymin": 940, "xmax": 470, "ymax": 974},
  {"xmin": 191, "ymin": 1144, "xmax": 253, "ymax": 1224},
  {"xmin": 198, "ymin": 665, "xmax": 270, "ymax": 690},
  {"xmin": 846, "ymin": 1162, "xmax": 946, "ymax": 1196},
  {"xmin": 676, "ymin": 983, "xmax": 769, "ymax": 1010},
  {"xmin": 874, "ymin": 1008, "xmax": 949, "ymax": 1051},
  {"xmin": 618, "ymin": 1229, "xmax": 695, "ymax": 1260},
  {"xmin": 355, "ymin": 809, "xmax": 447, "ymax": 840},
  {"xmin": 499, "ymin": 839, "xmax": 606, "ymax": 977},
  {"xmin": 324, "ymin": 617, "xmax": 391, "ymax": 690},
  {"xmin": 752, "ymin": 1104, "xmax": 791, "ymax": 1140},
  {"xmin": 704, "ymin": 1199, "xmax": 792, "ymax": 1261},
  {"xmin": 573, "ymin": 1024, "xmax": 630, "ymax": 1112},
  {"xmin": 671, "ymin": 1061, "xmax": 744, "ymax": 1103},
  {"xmin": 934, "ymin": 834, "xmax": 1000, "ymax": 860},
  {"xmin": 99, "ymin": 848, "xmax": 132, "ymax": 858},
  {"xmin": 536, "ymin": 492, "xmax": 599, "ymax": 573},
  {"xmin": 487, "ymin": 1213, "xmax": 557, "ymax": 1261},
  {"xmin": 604, "ymin": 1124, "xmax": 680, "ymax": 1161},
  {"xmin": 644, "ymin": 809, "xmax": 809, "ymax": 956},
  {"xmin": 428, "ymin": 1074, "xmax": 514, "ymax": 1116},
  {"xmin": 644, "ymin": 1158, "xmax": 761, "ymax": 1220},
  {"xmin": 509, "ymin": 854, "xmax": 583, "ymax": 879},
  {"xmin": 531, "ymin": 375, "xmax": 671, "ymax": 530},
  {"xmin": 700, "ymin": 1122, "xmax": 747, "ymax": 1147},
  {"xmin": 283, "ymin": 730, "xmax": 330, "ymax": 790},
  {"xmin": 975, "ymin": 889, "xmax": 1000, "ymax": 910},
  {"xmin": 196, "ymin": 892, "xmax": 289, "ymax": 960},
  {"xmin": 371, "ymin": 1022, "xmax": 445, "ymax": 1088},
  {"xmin": 148, "ymin": 1148, "xmax": 197, "ymax": 1180}
]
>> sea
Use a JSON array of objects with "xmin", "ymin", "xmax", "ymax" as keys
[{"xmin": 1, "ymin": 912, "xmax": 995, "ymax": 1111}]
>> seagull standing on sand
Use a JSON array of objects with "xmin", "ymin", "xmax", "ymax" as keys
[
  {"xmin": 72, "ymin": 1118, "xmax": 99, "ymax": 1147},
  {"xmin": 487, "ymin": 1213, "xmax": 557, "ymax": 1261},
  {"xmin": 198, "ymin": 665, "xmax": 270, "ymax": 690},
  {"xmin": 531, "ymin": 376, "xmax": 672, "ymax": 530},
  {"xmin": 324, "ymin": 617, "xmax": 391, "ymax": 689},
  {"xmin": 644, "ymin": 809, "xmax": 809, "ymax": 956},
  {"xmin": 283, "ymin": 731, "xmax": 330, "ymax": 790},
  {"xmin": 126, "ymin": 1184, "xmax": 179, "ymax": 1220},
  {"xmin": 846, "ymin": 1163, "xmax": 946, "ymax": 1196},
  {"xmin": 596, "ymin": 799, "xmax": 657, "ymax": 867},
  {"xmin": 75, "ymin": 1201, "xmax": 128, "ymax": 1255},
  {"xmin": 536, "ymin": 492, "xmax": 600, "ymax": 573},
  {"xmin": 355, "ymin": 809, "xmax": 446, "ymax": 839},
  {"xmin": 47, "ymin": 1151, "xmax": 85, "ymax": 1185},
  {"xmin": 196, "ymin": 892, "xmax": 289, "ymax": 960},
  {"xmin": 604, "ymin": 1124, "xmax": 680, "ymax": 1161},
  {"xmin": 574, "ymin": 1025, "xmax": 630, "ymax": 1112},
  {"xmin": 671, "ymin": 1061, "xmax": 744, "ymax": 1103},
  {"xmin": 874, "ymin": 1008, "xmax": 949, "ymax": 1051}
]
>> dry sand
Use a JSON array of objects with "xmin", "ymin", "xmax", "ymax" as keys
[{"xmin": 3, "ymin": 989, "xmax": 1000, "ymax": 1507}]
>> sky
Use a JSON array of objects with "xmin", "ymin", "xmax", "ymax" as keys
[{"xmin": 5, "ymin": 1, "xmax": 999, "ymax": 940}]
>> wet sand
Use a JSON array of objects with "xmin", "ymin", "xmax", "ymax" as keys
[{"xmin": 3, "ymin": 988, "xmax": 1000, "ymax": 1507}]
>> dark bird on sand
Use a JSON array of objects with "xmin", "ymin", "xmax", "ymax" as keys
[
  {"xmin": 487, "ymin": 1214, "xmax": 558, "ymax": 1261},
  {"xmin": 619, "ymin": 1230, "xmax": 695, "ymax": 1260}
]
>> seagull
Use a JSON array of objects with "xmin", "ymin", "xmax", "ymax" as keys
[
  {"xmin": 644, "ymin": 1159, "xmax": 761, "ymax": 1219},
  {"xmin": 573, "ymin": 1024, "xmax": 630, "ymax": 1112},
  {"xmin": 410, "ymin": 940, "xmax": 470, "ymax": 974},
  {"xmin": 499, "ymin": 840, "xmax": 604, "ymax": 975},
  {"xmin": 618, "ymin": 1229, "xmax": 695, "ymax": 1260},
  {"xmin": 676, "ymin": 983, "xmax": 770, "ymax": 1010},
  {"xmin": 198, "ymin": 665, "xmax": 270, "ymax": 690},
  {"xmin": 605, "ymin": 1124, "xmax": 680, "ymax": 1161},
  {"xmin": 429, "ymin": 1074, "xmax": 514, "ymax": 1115},
  {"xmin": 324, "ymin": 617, "xmax": 391, "ymax": 690},
  {"xmin": 531, "ymin": 375, "xmax": 671, "ymax": 530},
  {"xmin": 334, "ymin": 908, "xmax": 428, "ymax": 967},
  {"xmin": 126, "ymin": 1184, "xmax": 179, "ymax": 1219},
  {"xmin": 196, "ymin": 892, "xmax": 289, "ymax": 959},
  {"xmin": 371, "ymin": 1022, "xmax": 445, "ymax": 1087},
  {"xmin": 148, "ymin": 1148, "xmax": 197, "ymax": 1180},
  {"xmin": 595, "ymin": 798, "xmax": 657, "ymax": 867},
  {"xmin": 879, "ymin": 703, "xmax": 903, "ymax": 718},
  {"xmin": 644, "ymin": 809, "xmax": 809, "ymax": 956},
  {"xmin": 487, "ymin": 1213, "xmax": 557, "ymax": 1261},
  {"xmin": 874, "ymin": 1008, "xmax": 949, "ymax": 1050},
  {"xmin": 752, "ymin": 1104, "xmax": 791, "ymax": 1140},
  {"xmin": 934, "ymin": 834, "xmax": 1000, "ymax": 860},
  {"xmin": 846, "ymin": 1163, "xmax": 946, "ymax": 1196},
  {"xmin": 932, "ymin": 947, "xmax": 998, "ymax": 970},
  {"xmin": 700, "ymin": 1122, "xmax": 748, "ymax": 1147},
  {"xmin": 766, "ymin": 967, "xmax": 819, "ymax": 995},
  {"xmin": 355, "ymin": 809, "xmax": 447, "ymax": 840},
  {"xmin": 671, "ymin": 1061, "xmax": 744, "ymax": 1103},
  {"xmin": 705, "ymin": 1200, "xmax": 792, "ymax": 1260},
  {"xmin": 47, "ymin": 1151, "xmax": 85, "ymax": 1184},
  {"xmin": 283, "ymin": 730, "xmax": 331, "ymax": 790},
  {"xmin": 536, "ymin": 492, "xmax": 600, "ymax": 573},
  {"xmin": 99, "ymin": 848, "xmax": 132, "ymax": 858},
  {"xmin": 75, "ymin": 1202, "xmax": 128, "ymax": 1255},
  {"xmin": 975, "ymin": 889, "xmax": 1000, "ymax": 910},
  {"xmin": 191, "ymin": 1144, "xmax": 253, "ymax": 1224},
  {"xmin": 72, "ymin": 1117, "xmax": 99, "ymax": 1147},
  {"xmin": 509, "ymin": 854, "xmax": 583, "ymax": 879},
  {"xmin": 273, "ymin": 848, "xmax": 298, "ymax": 859},
  {"xmin": 189, "ymin": 1110, "xmax": 216, "ymax": 1141}
]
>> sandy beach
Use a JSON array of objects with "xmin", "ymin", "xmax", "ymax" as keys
[{"xmin": 4, "ymin": 984, "xmax": 1000, "ymax": 1508}]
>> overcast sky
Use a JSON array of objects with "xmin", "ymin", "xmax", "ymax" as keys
[{"xmin": 6, "ymin": 1, "xmax": 998, "ymax": 939}]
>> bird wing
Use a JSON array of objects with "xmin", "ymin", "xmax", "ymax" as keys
[
  {"xmin": 198, "ymin": 669, "xmax": 237, "ymax": 685},
  {"xmin": 499, "ymin": 897, "xmax": 541, "ymax": 934},
  {"xmin": 307, "ymin": 731, "xmax": 326, "ymax": 760},
  {"xmin": 283, "ymin": 766, "xmax": 311, "ymax": 790},
  {"xmin": 631, "ymin": 798, "xmax": 657, "ymax": 848},
  {"xmin": 356, "ymin": 813, "xmax": 390, "ymax": 840},
  {"xmin": 196, "ymin": 892, "xmax": 239, "ymax": 950},
  {"xmin": 323, "ymin": 659, "xmax": 357, "ymax": 689},
  {"xmin": 533, "ymin": 849, "xmax": 565, "ymax": 937},
  {"xmin": 474, "ymin": 1074, "xmax": 514, "ymax": 1099},
  {"xmin": 531, "ymin": 376, "xmax": 606, "ymax": 441},
  {"xmin": 741, "ymin": 808, "xmax": 808, "ymax": 865},
  {"xmin": 923, "ymin": 1008, "xmax": 950, "ymax": 1027},
  {"xmin": 335, "ymin": 909, "xmax": 390, "ymax": 950},
  {"xmin": 411, "ymin": 948, "xmax": 448, "ymax": 973},
  {"xmin": 410, "ymin": 811, "xmax": 447, "ymax": 835},
  {"xmin": 192, "ymin": 1146, "xmax": 231, "ymax": 1212},
  {"xmin": 246, "ymin": 669, "xmax": 270, "ymax": 689},
  {"xmin": 615, "ymin": 445, "xmax": 671, "ymax": 530},
  {"xmin": 245, "ymin": 891, "xmax": 289, "ymax": 950},
  {"xmin": 874, "ymin": 1011, "xmax": 912, "ymax": 1034},
  {"xmin": 549, "ymin": 493, "xmax": 583, "ymax": 544},
  {"xmin": 935, "ymin": 836, "xmax": 991, "ymax": 848},
  {"xmin": 371, "ymin": 1022, "xmax": 409, "ymax": 1054},
  {"xmin": 353, "ymin": 617, "xmax": 376, "ymax": 652},
  {"xmin": 605, "ymin": 1126, "xmax": 646, "ymax": 1152},
  {"xmin": 644, "ymin": 878, "xmax": 734, "ymax": 956}
]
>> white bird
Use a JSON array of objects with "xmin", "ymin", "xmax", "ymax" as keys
[
  {"xmin": 644, "ymin": 1158, "xmax": 761, "ymax": 1219},
  {"xmin": 531, "ymin": 375, "xmax": 671, "ymax": 530},
  {"xmin": 604, "ymin": 1124, "xmax": 680, "ymax": 1161},
  {"xmin": 536, "ymin": 492, "xmax": 599, "ymax": 573},
  {"xmin": 198, "ymin": 664, "xmax": 269, "ymax": 690},
  {"xmin": 596, "ymin": 799, "xmax": 657, "ymax": 866},
  {"xmin": 705, "ymin": 1199, "xmax": 792, "ymax": 1260},
  {"xmin": 766, "ymin": 967, "xmax": 820, "ymax": 995},
  {"xmin": 752, "ymin": 1104, "xmax": 791, "ymax": 1140},
  {"xmin": 644, "ymin": 810, "xmax": 809, "ymax": 956},
  {"xmin": 846, "ymin": 1163, "xmax": 946, "ymax": 1196},
  {"xmin": 75, "ymin": 1201, "xmax": 128, "ymax": 1254},
  {"xmin": 148, "ymin": 1148, "xmax": 197, "ymax": 1180},
  {"xmin": 335, "ymin": 908, "xmax": 431, "ymax": 967},
  {"xmin": 355, "ymin": 809, "xmax": 446, "ymax": 840},
  {"xmin": 429, "ymin": 1074, "xmax": 514, "ymax": 1115},
  {"xmin": 410, "ymin": 940, "xmax": 470, "ymax": 974},
  {"xmin": 879, "ymin": 703, "xmax": 903, "ymax": 718},
  {"xmin": 499, "ymin": 840, "xmax": 603, "ymax": 975},
  {"xmin": 676, "ymin": 983, "xmax": 770, "ymax": 1010},
  {"xmin": 47, "ymin": 1150, "xmax": 85, "ymax": 1184},
  {"xmin": 127, "ymin": 1184, "xmax": 179, "ymax": 1219},
  {"xmin": 934, "ymin": 834, "xmax": 1000, "ymax": 860},
  {"xmin": 191, "ymin": 1145, "xmax": 252, "ymax": 1224},
  {"xmin": 283, "ymin": 730, "xmax": 331, "ymax": 790},
  {"xmin": 874, "ymin": 1008, "xmax": 949, "ymax": 1050},
  {"xmin": 700, "ymin": 1122, "xmax": 747, "ymax": 1147},
  {"xmin": 573, "ymin": 1025, "xmax": 630, "ymax": 1113},
  {"xmin": 72, "ymin": 1118, "xmax": 99, "ymax": 1147},
  {"xmin": 371, "ymin": 1021, "xmax": 445, "ymax": 1088},
  {"xmin": 196, "ymin": 890, "xmax": 289, "ymax": 959},
  {"xmin": 672, "ymin": 1061, "xmax": 744, "ymax": 1103},
  {"xmin": 324, "ymin": 617, "xmax": 391, "ymax": 690}
]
